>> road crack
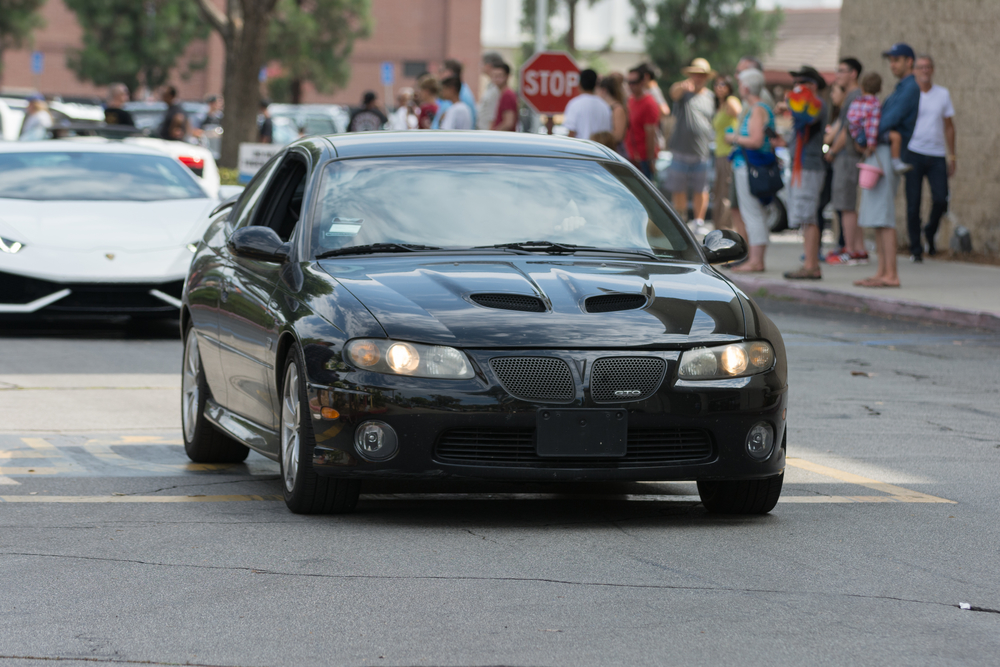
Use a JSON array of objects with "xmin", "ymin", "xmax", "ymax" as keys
[
  {"xmin": 2, "ymin": 550, "xmax": 990, "ymax": 614},
  {"xmin": 0, "ymin": 654, "xmax": 254, "ymax": 666}
]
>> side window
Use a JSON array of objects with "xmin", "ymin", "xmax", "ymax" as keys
[
  {"xmin": 229, "ymin": 155, "xmax": 283, "ymax": 233},
  {"xmin": 252, "ymin": 156, "xmax": 309, "ymax": 242}
]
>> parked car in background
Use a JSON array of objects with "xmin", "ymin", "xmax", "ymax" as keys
[
  {"xmin": 268, "ymin": 103, "xmax": 349, "ymax": 145},
  {"xmin": 123, "ymin": 100, "xmax": 210, "ymax": 134},
  {"xmin": 0, "ymin": 142, "xmax": 216, "ymax": 319},
  {"xmin": 0, "ymin": 99, "xmax": 20, "ymax": 141}
]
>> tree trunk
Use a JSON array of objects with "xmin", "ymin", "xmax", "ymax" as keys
[
  {"xmin": 291, "ymin": 78, "xmax": 303, "ymax": 105},
  {"xmin": 566, "ymin": 0, "xmax": 577, "ymax": 53},
  {"xmin": 217, "ymin": 1, "xmax": 277, "ymax": 169}
]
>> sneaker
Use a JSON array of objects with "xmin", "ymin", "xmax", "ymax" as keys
[
  {"xmin": 848, "ymin": 252, "xmax": 870, "ymax": 265},
  {"xmin": 824, "ymin": 247, "xmax": 846, "ymax": 262},
  {"xmin": 826, "ymin": 252, "xmax": 852, "ymax": 265},
  {"xmin": 909, "ymin": 254, "xmax": 923, "ymax": 263},
  {"xmin": 892, "ymin": 157, "xmax": 913, "ymax": 174}
]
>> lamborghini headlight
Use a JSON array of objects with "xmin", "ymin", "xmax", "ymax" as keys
[
  {"xmin": 344, "ymin": 339, "xmax": 474, "ymax": 379},
  {"xmin": 678, "ymin": 342, "xmax": 774, "ymax": 379},
  {"xmin": 0, "ymin": 237, "xmax": 25, "ymax": 254}
]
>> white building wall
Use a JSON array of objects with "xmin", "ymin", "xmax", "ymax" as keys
[{"xmin": 481, "ymin": 0, "xmax": 646, "ymax": 53}]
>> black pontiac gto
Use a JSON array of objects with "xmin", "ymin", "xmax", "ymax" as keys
[{"xmin": 180, "ymin": 132, "xmax": 787, "ymax": 515}]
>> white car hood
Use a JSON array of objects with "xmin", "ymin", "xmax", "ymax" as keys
[
  {"xmin": 0, "ymin": 197, "xmax": 216, "ymax": 283},
  {"xmin": 0, "ymin": 198, "xmax": 214, "ymax": 251}
]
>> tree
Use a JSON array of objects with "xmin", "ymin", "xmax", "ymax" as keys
[
  {"xmin": 0, "ymin": 0, "xmax": 45, "ymax": 85},
  {"xmin": 521, "ymin": 0, "xmax": 598, "ymax": 53},
  {"xmin": 194, "ymin": 0, "xmax": 281, "ymax": 169},
  {"xmin": 266, "ymin": 0, "xmax": 371, "ymax": 105},
  {"xmin": 65, "ymin": 0, "xmax": 206, "ymax": 95},
  {"xmin": 628, "ymin": 0, "xmax": 781, "ymax": 84}
]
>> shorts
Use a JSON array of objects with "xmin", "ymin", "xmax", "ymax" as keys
[
  {"xmin": 831, "ymin": 148, "xmax": 861, "ymax": 211},
  {"xmin": 787, "ymin": 169, "xmax": 826, "ymax": 228},
  {"xmin": 664, "ymin": 152, "xmax": 710, "ymax": 194},
  {"xmin": 859, "ymin": 145, "xmax": 899, "ymax": 229}
]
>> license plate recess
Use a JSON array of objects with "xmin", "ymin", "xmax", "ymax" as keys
[{"xmin": 536, "ymin": 408, "xmax": 627, "ymax": 457}]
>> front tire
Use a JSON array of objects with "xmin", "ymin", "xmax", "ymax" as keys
[
  {"xmin": 697, "ymin": 473, "xmax": 783, "ymax": 515},
  {"xmin": 181, "ymin": 325, "xmax": 249, "ymax": 463},
  {"xmin": 280, "ymin": 343, "xmax": 360, "ymax": 514}
]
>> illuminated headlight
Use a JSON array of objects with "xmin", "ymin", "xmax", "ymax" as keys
[
  {"xmin": 0, "ymin": 237, "xmax": 25, "ymax": 254},
  {"xmin": 678, "ymin": 342, "xmax": 774, "ymax": 379},
  {"xmin": 344, "ymin": 339, "xmax": 475, "ymax": 379}
]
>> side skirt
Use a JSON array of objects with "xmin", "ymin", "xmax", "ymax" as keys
[{"xmin": 205, "ymin": 398, "xmax": 281, "ymax": 461}]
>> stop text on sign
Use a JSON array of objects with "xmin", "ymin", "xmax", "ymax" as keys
[
  {"xmin": 518, "ymin": 51, "xmax": 581, "ymax": 115},
  {"xmin": 522, "ymin": 69, "xmax": 580, "ymax": 98}
]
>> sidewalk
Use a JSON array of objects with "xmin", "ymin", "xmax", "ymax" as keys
[{"xmin": 719, "ymin": 232, "xmax": 1000, "ymax": 332}]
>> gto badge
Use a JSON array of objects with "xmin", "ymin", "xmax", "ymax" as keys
[
  {"xmin": 614, "ymin": 390, "xmax": 642, "ymax": 397},
  {"xmin": 105, "ymin": 253, "xmax": 115, "ymax": 261}
]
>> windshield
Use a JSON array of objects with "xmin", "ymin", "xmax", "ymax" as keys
[
  {"xmin": 310, "ymin": 156, "xmax": 694, "ymax": 260},
  {"xmin": 0, "ymin": 151, "xmax": 208, "ymax": 201}
]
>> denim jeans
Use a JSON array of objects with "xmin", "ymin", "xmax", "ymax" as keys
[{"xmin": 903, "ymin": 149, "xmax": 949, "ymax": 257}]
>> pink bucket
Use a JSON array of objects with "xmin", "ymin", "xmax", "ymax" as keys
[{"xmin": 858, "ymin": 162, "xmax": 884, "ymax": 189}]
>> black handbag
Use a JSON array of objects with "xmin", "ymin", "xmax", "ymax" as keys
[{"xmin": 742, "ymin": 148, "xmax": 783, "ymax": 202}]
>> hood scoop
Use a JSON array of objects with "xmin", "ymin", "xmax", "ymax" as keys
[
  {"xmin": 470, "ymin": 293, "xmax": 546, "ymax": 313},
  {"xmin": 585, "ymin": 293, "xmax": 648, "ymax": 313}
]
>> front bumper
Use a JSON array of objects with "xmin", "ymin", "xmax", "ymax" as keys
[
  {"xmin": 0, "ymin": 270, "xmax": 183, "ymax": 316},
  {"xmin": 303, "ymin": 347, "xmax": 787, "ymax": 482}
]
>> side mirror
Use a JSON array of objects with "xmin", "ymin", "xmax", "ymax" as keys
[
  {"xmin": 228, "ymin": 226, "xmax": 290, "ymax": 263},
  {"xmin": 702, "ymin": 229, "xmax": 747, "ymax": 265}
]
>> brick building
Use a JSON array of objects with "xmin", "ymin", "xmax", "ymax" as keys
[
  {"xmin": 841, "ymin": 0, "xmax": 998, "ymax": 256},
  {"xmin": 1, "ymin": 0, "xmax": 481, "ymax": 108}
]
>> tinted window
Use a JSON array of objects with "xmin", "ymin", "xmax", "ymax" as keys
[
  {"xmin": 229, "ymin": 155, "xmax": 283, "ymax": 231},
  {"xmin": 0, "ymin": 151, "xmax": 207, "ymax": 201},
  {"xmin": 311, "ymin": 156, "xmax": 693, "ymax": 259}
]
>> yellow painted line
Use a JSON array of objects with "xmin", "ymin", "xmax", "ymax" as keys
[
  {"xmin": 786, "ymin": 457, "xmax": 956, "ymax": 504},
  {"xmin": 0, "ymin": 450, "xmax": 59, "ymax": 459},
  {"xmin": 0, "ymin": 475, "xmax": 19, "ymax": 486},
  {"xmin": 23, "ymin": 437, "xmax": 59, "ymax": 451},
  {"xmin": 0, "ymin": 494, "xmax": 283, "ymax": 503},
  {"xmin": 0, "ymin": 467, "xmax": 66, "ymax": 475}
]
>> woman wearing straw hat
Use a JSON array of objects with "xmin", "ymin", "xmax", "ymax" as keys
[{"xmin": 666, "ymin": 58, "xmax": 717, "ymax": 228}]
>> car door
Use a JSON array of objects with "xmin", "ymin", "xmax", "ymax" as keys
[{"xmin": 218, "ymin": 151, "xmax": 310, "ymax": 429}]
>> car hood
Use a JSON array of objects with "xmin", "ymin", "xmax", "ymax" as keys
[
  {"xmin": 321, "ymin": 256, "xmax": 746, "ymax": 348},
  {"xmin": 0, "ymin": 198, "xmax": 215, "ymax": 252}
]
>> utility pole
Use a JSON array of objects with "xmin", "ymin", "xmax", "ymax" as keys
[{"xmin": 532, "ymin": 0, "xmax": 548, "ymax": 132}]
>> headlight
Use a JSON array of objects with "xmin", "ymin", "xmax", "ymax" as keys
[
  {"xmin": 678, "ymin": 342, "xmax": 774, "ymax": 379},
  {"xmin": 344, "ymin": 339, "xmax": 475, "ymax": 379},
  {"xmin": 0, "ymin": 237, "xmax": 25, "ymax": 254}
]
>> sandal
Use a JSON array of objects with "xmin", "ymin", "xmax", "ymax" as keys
[{"xmin": 783, "ymin": 267, "xmax": 822, "ymax": 280}]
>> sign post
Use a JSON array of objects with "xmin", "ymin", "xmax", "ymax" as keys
[
  {"xmin": 380, "ymin": 61, "xmax": 395, "ymax": 112},
  {"xmin": 518, "ymin": 51, "xmax": 581, "ymax": 117}
]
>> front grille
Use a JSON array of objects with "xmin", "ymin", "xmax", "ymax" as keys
[
  {"xmin": 436, "ymin": 427, "xmax": 713, "ymax": 467},
  {"xmin": 590, "ymin": 357, "xmax": 666, "ymax": 403},
  {"xmin": 490, "ymin": 357, "xmax": 575, "ymax": 403},
  {"xmin": 50, "ymin": 281, "xmax": 184, "ymax": 312},
  {"xmin": 0, "ymin": 271, "xmax": 60, "ymax": 304},
  {"xmin": 470, "ymin": 293, "xmax": 546, "ymax": 312},
  {"xmin": 585, "ymin": 293, "xmax": 647, "ymax": 313}
]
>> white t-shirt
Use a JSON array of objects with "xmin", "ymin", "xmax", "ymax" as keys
[
  {"xmin": 562, "ymin": 93, "xmax": 612, "ymax": 141},
  {"xmin": 907, "ymin": 85, "xmax": 954, "ymax": 157},
  {"xmin": 440, "ymin": 101, "xmax": 473, "ymax": 130}
]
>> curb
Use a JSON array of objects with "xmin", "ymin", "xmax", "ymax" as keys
[{"xmin": 729, "ymin": 275, "xmax": 1000, "ymax": 333}]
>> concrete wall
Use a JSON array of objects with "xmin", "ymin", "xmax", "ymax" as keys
[{"xmin": 841, "ymin": 0, "xmax": 999, "ymax": 255}]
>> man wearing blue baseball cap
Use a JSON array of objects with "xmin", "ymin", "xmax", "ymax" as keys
[{"xmin": 855, "ymin": 42, "xmax": 920, "ymax": 288}]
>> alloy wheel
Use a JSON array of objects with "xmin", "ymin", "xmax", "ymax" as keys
[
  {"xmin": 181, "ymin": 329, "xmax": 200, "ymax": 444},
  {"xmin": 281, "ymin": 362, "xmax": 301, "ymax": 493}
]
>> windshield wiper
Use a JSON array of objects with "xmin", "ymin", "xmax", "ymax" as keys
[
  {"xmin": 316, "ymin": 243, "xmax": 442, "ymax": 259},
  {"xmin": 481, "ymin": 241, "xmax": 661, "ymax": 260}
]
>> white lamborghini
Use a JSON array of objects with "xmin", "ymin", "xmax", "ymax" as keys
[{"xmin": 0, "ymin": 141, "xmax": 218, "ymax": 317}]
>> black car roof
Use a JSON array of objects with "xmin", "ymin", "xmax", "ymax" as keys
[{"xmin": 319, "ymin": 130, "xmax": 621, "ymax": 161}]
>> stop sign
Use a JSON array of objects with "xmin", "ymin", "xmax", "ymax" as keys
[{"xmin": 518, "ymin": 51, "xmax": 581, "ymax": 115}]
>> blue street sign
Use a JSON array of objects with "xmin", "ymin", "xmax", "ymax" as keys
[
  {"xmin": 31, "ymin": 51, "xmax": 44, "ymax": 75},
  {"xmin": 380, "ymin": 62, "xmax": 394, "ymax": 86},
  {"xmin": 258, "ymin": 67, "xmax": 268, "ymax": 83}
]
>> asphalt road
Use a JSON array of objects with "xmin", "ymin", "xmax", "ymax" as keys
[{"xmin": 1, "ymin": 303, "xmax": 999, "ymax": 667}]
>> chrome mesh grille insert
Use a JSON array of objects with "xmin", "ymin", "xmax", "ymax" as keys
[
  {"xmin": 585, "ymin": 293, "xmax": 647, "ymax": 313},
  {"xmin": 489, "ymin": 357, "xmax": 575, "ymax": 402},
  {"xmin": 435, "ymin": 427, "xmax": 713, "ymax": 467},
  {"xmin": 590, "ymin": 357, "xmax": 666, "ymax": 403},
  {"xmin": 470, "ymin": 293, "xmax": 546, "ymax": 312}
]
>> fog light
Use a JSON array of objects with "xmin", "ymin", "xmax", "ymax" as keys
[
  {"xmin": 746, "ymin": 422, "xmax": 774, "ymax": 460},
  {"xmin": 354, "ymin": 421, "xmax": 398, "ymax": 461}
]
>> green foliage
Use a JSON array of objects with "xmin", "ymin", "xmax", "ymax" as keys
[
  {"xmin": 0, "ymin": 0, "xmax": 45, "ymax": 76},
  {"xmin": 628, "ymin": 0, "xmax": 782, "ymax": 83},
  {"xmin": 64, "ymin": 0, "xmax": 207, "ymax": 93},
  {"xmin": 267, "ymin": 0, "xmax": 372, "ymax": 100}
]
